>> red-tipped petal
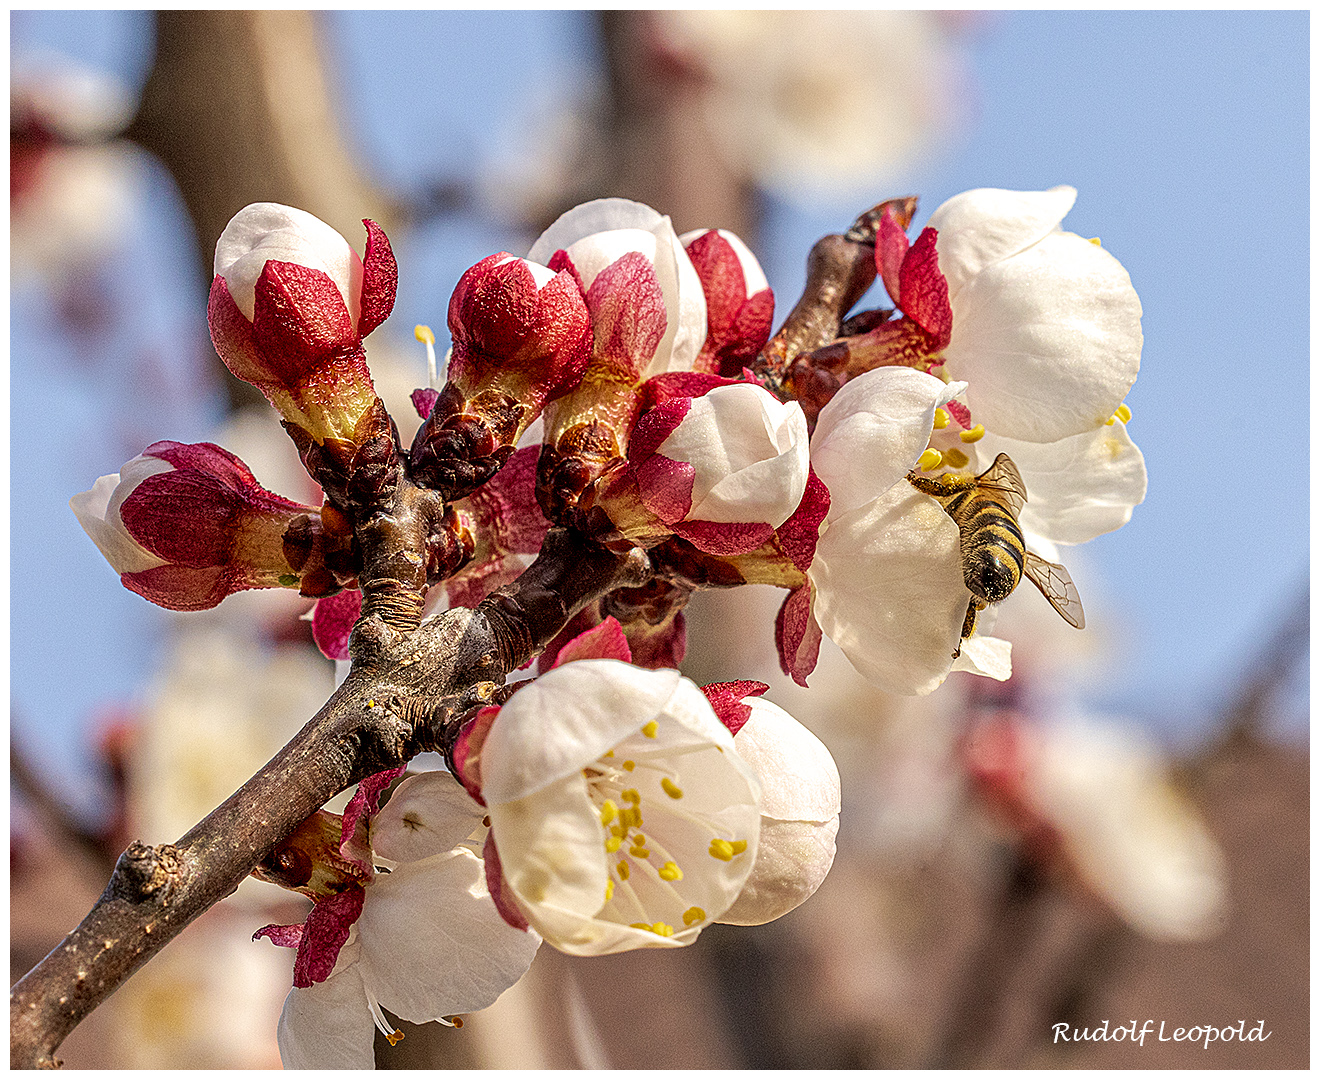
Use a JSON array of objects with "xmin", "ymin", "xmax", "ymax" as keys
[
  {"xmin": 339, "ymin": 765, "xmax": 405, "ymax": 876},
  {"xmin": 775, "ymin": 585, "xmax": 822, "ymax": 687},
  {"xmin": 700, "ymin": 680, "xmax": 769, "ymax": 736},
  {"xmin": 452, "ymin": 705, "xmax": 500, "ymax": 806},
  {"xmin": 253, "ymin": 922, "xmax": 305, "ymax": 949},
  {"xmin": 876, "ymin": 207, "xmax": 911, "ymax": 307},
  {"xmin": 312, "ymin": 589, "xmax": 362, "ymax": 662},
  {"xmin": 483, "ymin": 833, "xmax": 530, "ymax": 932},
  {"xmin": 899, "ymin": 227, "xmax": 952, "ymax": 348},
  {"xmin": 776, "ymin": 469, "xmax": 831, "ymax": 574},
  {"xmin": 292, "ymin": 885, "xmax": 366, "ymax": 988},
  {"xmin": 550, "ymin": 615, "xmax": 632, "ymax": 667},
  {"xmin": 358, "ymin": 219, "xmax": 398, "ymax": 337},
  {"xmin": 670, "ymin": 518, "xmax": 775, "ymax": 556}
]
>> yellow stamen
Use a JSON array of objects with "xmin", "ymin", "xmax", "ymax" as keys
[
  {"xmin": 633, "ymin": 833, "xmax": 646, "ymax": 846},
  {"xmin": 918, "ymin": 448, "xmax": 944, "ymax": 472},
  {"xmin": 641, "ymin": 720, "xmax": 659, "ymax": 738},
  {"xmin": 1088, "ymin": 237, "xmax": 1102, "ymax": 246},
  {"xmin": 959, "ymin": 424, "xmax": 985, "ymax": 444},
  {"xmin": 630, "ymin": 922, "xmax": 651, "ymax": 931},
  {"xmin": 604, "ymin": 750, "xmax": 614, "ymax": 757},
  {"xmin": 658, "ymin": 861, "xmax": 683, "ymax": 882},
  {"xmin": 366, "ymin": 700, "xmax": 375, "ymax": 709},
  {"xmin": 933, "ymin": 407, "xmax": 950, "ymax": 430},
  {"xmin": 605, "ymin": 836, "xmax": 622, "ymax": 853},
  {"xmin": 629, "ymin": 845, "xmax": 650, "ymax": 860},
  {"xmin": 651, "ymin": 922, "xmax": 674, "ymax": 937},
  {"xmin": 414, "ymin": 325, "xmax": 438, "ymax": 388},
  {"xmin": 729, "ymin": 839, "xmax": 748, "ymax": 855},
  {"xmin": 683, "ymin": 906, "xmax": 706, "ymax": 926},
  {"xmin": 622, "ymin": 789, "xmax": 641, "ymax": 805},
  {"xmin": 617, "ymin": 860, "xmax": 630, "ymax": 880},
  {"xmin": 623, "ymin": 760, "xmax": 636, "ymax": 772},
  {"xmin": 385, "ymin": 1030, "xmax": 405, "ymax": 1047},
  {"xmin": 661, "ymin": 778, "xmax": 684, "ymax": 799},
  {"xmin": 709, "ymin": 838, "xmax": 734, "ymax": 861},
  {"xmin": 599, "ymin": 800, "xmax": 618, "ymax": 825},
  {"xmin": 604, "ymin": 880, "xmax": 614, "ymax": 901},
  {"xmin": 1115, "ymin": 403, "xmax": 1132, "ymax": 423},
  {"xmin": 943, "ymin": 448, "xmax": 969, "ymax": 469}
]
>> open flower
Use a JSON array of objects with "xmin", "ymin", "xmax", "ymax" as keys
[
  {"xmin": 701, "ymin": 683, "xmax": 841, "ymax": 925},
  {"xmin": 464, "ymin": 629, "xmax": 761, "ymax": 954},
  {"xmin": 70, "ymin": 440, "xmax": 340, "ymax": 610},
  {"xmin": 266, "ymin": 771, "xmax": 541, "ymax": 1069},
  {"xmin": 626, "ymin": 379, "xmax": 810, "ymax": 555},
  {"xmin": 208, "ymin": 202, "xmax": 397, "ymax": 455}
]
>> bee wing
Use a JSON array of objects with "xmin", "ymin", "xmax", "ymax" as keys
[
  {"xmin": 1022, "ymin": 551, "xmax": 1086, "ymax": 629},
  {"xmin": 976, "ymin": 454, "xmax": 1027, "ymax": 514}
]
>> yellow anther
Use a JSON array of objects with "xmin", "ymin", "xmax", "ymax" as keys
[
  {"xmin": 651, "ymin": 922, "xmax": 674, "ymax": 937},
  {"xmin": 605, "ymin": 880, "xmax": 614, "ymax": 901},
  {"xmin": 1089, "ymin": 237, "xmax": 1102, "ymax": 246},
  {"xmin": 630, "ymin": 922, "xmax": 651, "ymax": 931},
  {"xmin": 658, "ymin": 861, "xmax": 683, "ymax": 882},
  {"xmin": 917, "ymin": 448, "xmax": 944, "ymax": 472},
  {"xmin": 629, "ymin": 845, "xmax": 650, "ymax": 860},
  {"xmin": 933, "ymin": 408, "xmax": 950, "ymax": 430},
  {"xmin": 622, "ymin": 789, "xmax": 641, "ymax": 805},
  {"xmin": 943, "ymin": 448, "xmax": 969, "ymax": 469},
  {"xmin": 633, "ymin": 833, "xmax": 646, "ymax": 846},
  {"xmin": 604, "ymin": 750, "xmax": 614, "ymax": 757},
  {"xmin": 414, "ymin": 324, "xmax": 435, "ymax": 345},
  {"xmin": 617, "ymin": 860, "xmax": 630, "ymax": 880},
  {"xmin": 729, "ymin": 839, "xmax": 748, "ymax": 856},
  {"xmin": 661, "ymin": 778, "xmax": 684, "ymax": 799},
  {"xmin": 599, "ymin": 800, "xmax": 618, "ymax": 825},
  {"xmin": 709, "ymin": 838, "xmax": 735, "ymax": 861},
  {"xmin": 683, "ymin": 906, "xmax": 707, "ymax": 926},
  {"xmin": 959, "ymin": 424, "xmax": 986, "ymax": 444},
  {"xmin": 627, "ymin": 808, "xmax": 644, "ymax": 829},
  {"xmin": 1115, "ymin": 403, "xmax": 1132, "ymax": 424},
  {"xmin": 605, "ymin": 836, "xmax": 622, "ymax": 853},
  {"xmin": 385, "ymin": 1029, "xmax": 405, "ymax": 1047},
  {"xmin": 366, "ymin": 700, "xmax": 375, "ymax": 709},
  {"xmin": 641, "ymin": 720, "xmax": 659, "ymax": 738},
  {"xmin": 623, "ymin": 760, "xmax": 636, "ymax": 772}
]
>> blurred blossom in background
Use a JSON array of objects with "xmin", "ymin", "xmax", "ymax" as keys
[{"xmin": 10, "ymin": 9, "xmax": 1307, "ymax": 1069}]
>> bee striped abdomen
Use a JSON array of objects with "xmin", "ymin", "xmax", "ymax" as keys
[{"xmin": 946, "ymin": 490, "xmax": 1024, "ymax": 603}]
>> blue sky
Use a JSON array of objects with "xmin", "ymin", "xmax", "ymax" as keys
[{"xmin": 11, "ymin": 11, "xmax": 1308, "ymax": 808}]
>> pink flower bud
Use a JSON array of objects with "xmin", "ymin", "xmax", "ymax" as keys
[
  {"xmin": 71, "ymin": 440, "xmax": 333, "ymax": 610},
  {"xmin": 627, "ymin": 381, "xmax": 809, "ymax": 555},
  {"xmin": 208, "ymin": 203, "xmax": 397, "ymax": 449},
  {"xmin": 447, "ymin": 253, "xmax": 592, "ymax": 412},
  {"xmin": 680, "ymin": 228, "xmax": 775, "ymax": 377}
]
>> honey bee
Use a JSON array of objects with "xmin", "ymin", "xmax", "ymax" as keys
[{"xmin": 907, "ymin": 453, "xmax": 1084, "ymax": 655}]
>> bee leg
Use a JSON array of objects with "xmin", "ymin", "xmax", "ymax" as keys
[{"xmin": 953, "ymin": 599, "xmax": 983, "ymax": 660}]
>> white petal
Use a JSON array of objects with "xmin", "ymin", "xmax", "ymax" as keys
[
  {"xmin": 69, "ymin": 459, "xmax": 172, "ymax": 573},
  {"xmin": 527, "ymin": 198, "xmax": 667, "ymax": 264},
  {"xmin": 663, "ymin": 384, "xmax": 809, "ymax": 526},
  {"xmin": 733, "ymin": 698, "xmax": 840, "ymax": 820},
  {"xmin": 277, "ymin": 944, "xmax": 378, "ymax": 1070},
  {"xmin": 943, "ymin": 230, "xmax": 1143, "ymax": 444},
  {"xmin": 1029, "ymin": 720, "xmax": 1227, "ymax": 941},
  {"xmin": 811, "ymin": 367, "xmax": 961, "ymax": 517},
  {"xmin": 951, "ymin": 634, "xmax": 1013, "ymax": 681},
  {"xmin": 927, "ymin": 186, "xmax": 1077, "ymax": 302},
  {"xmin": 659, "ymin": 217, "xmax": 708, "ymax": 374},
  {"xmin": 355, "ymin": 849, "xmax": 541, "ymax": 1023},
  {"xmin": 214, "ymin": 202, "xmax": 363, "ymax": 326},
  {"xmin": 716, "ymin": 816, "xmax": 839, "ymax": 926},
  {"xmin": 811, "ymin": 483, "xmax": 967, "ymax": 695},
  {"xmin": 977, "ymin": 422, "xmax": 1147, "ymax": 545},
  {"xmin": 487, "ymin": 773, "xmax": 614, "ymax": 947},
  {"xmin": 371, "ymin": 771, "xmax": 486, "ymax": 864},
  {"xmin": 481, "ymin": 662, "xmax": 682, "ymax": 804}
]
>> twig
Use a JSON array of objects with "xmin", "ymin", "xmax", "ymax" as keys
[{"xmin": 9, "ymin": 531, "xmax": 646, "ymax": 1069}]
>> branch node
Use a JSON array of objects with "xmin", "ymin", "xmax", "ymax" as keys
[{"xmin": 106, "ymin": 842, "xmax": 182, "ymax": 905}]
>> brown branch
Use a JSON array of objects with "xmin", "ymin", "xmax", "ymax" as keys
[{"xmin": 10, "ymin": 530, "xmax": 648, "ymax": 1069}]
